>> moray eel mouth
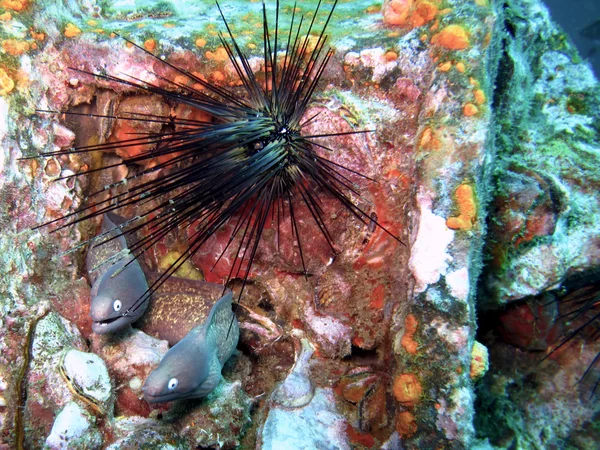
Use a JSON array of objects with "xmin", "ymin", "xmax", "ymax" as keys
[
  {"xmin": 92, "ymin": 315, "xmax": 132, "ymax": 334},
  {"xmin": 142, "ymin": 392, "xmax": 176, "ymax": 404},
  {"xmin": 141, "ymin": 387, "xmax": 191, "ymax": 404}
]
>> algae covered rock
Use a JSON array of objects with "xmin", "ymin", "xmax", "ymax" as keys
[
  {"xmin": 172, "ymin": 379, "xmax": 252, "ymax": 448},
  {"xmin": 475, "ymin": 0, "xmax": 600, "ymax": 448},
  {"xmin": 105, "ymin": 416, "xmax": 189, "ymax": 450},
  {"xmin": 45, "ymin": 402, "xmax": 102, "ymax": 450},
  {"xmin": 24, "ymin": 313, "xmax": 110, "ymax": 449}
]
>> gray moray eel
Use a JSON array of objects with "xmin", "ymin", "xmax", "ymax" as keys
[
  {"xmin": 87, "ymin": 212, "xmax": 149, "ymax": 334},
  {"xmin": 88, "ymin": 212, "xmax": 239, "ymax": 401},
  {"xmin": 142, "ymin": 290, "xmax": 239, "ymax": 403}
]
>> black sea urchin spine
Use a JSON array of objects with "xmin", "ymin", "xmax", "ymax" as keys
[
  {"xmin": 31, "ymin": 0, "xmax": 401, "ymax": 317},
  {"xmin": 545, "ymin": 273, "xmax": 600, "ymax": 397}
]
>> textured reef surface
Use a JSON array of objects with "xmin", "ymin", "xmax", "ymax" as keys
[{"xmin": 0, "ymin": 0, "xmax": 598, "ymax": 449}]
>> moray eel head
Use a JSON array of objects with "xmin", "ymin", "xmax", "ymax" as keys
[
  {"xmin": 142, "ymin": 291, "xmax": 237, "ymax": 403},
  {"xmin": 142, "ymin": 331, "xmax": 215, "ymax": 403},
  {"xmin": 90, "ymin": 260, "xmax": 149, "ymax": 334}
]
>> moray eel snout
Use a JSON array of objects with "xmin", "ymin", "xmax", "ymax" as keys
[{"xmin": 142, "ymin": 291, "xmax": 239, "ymax": 403}]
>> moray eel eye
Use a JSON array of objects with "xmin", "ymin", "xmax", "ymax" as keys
[
  {"xmin": 167, "ymin": 378, "xmax": 179, "ymax": 391},
  {"xmin": 113, "ymin": 299, "xmax": 122, "ymax": 312}
]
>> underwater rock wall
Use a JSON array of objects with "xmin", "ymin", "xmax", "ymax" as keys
[
  {"xmin": 0, "ymin": 0, "xmax": 597, "ymax": 449},
  {"xmin": 481, "ymin": 0, "xmax": 600, "ymax": 307},
  {"xmin": 476, "ymin": 0, "xmax": 600, "ymax": 448}
]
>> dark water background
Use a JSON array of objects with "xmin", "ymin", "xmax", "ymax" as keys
[{"xmin": 544, "ymin": 0, "xmax": 600, "ymax": 77}]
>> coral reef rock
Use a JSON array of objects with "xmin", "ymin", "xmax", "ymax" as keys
[{"xmin": 0, "ymin": 0, "xmax": 598, "ymax": 449}]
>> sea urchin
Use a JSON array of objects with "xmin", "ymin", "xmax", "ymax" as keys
[
  {"xmin": 31, "ymin": 0, "xmax": 401, "ymax": 319},
  {"xmin": 545, "ymin": 272, "xmax": 600, "ymax": 396}
]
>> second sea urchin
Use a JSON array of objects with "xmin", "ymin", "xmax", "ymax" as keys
[
  {"xmin": 545, "ymin": 272, "xmax": 600, "ymax": 396},
  {"xmin": 33, "ymin": 0, "xmax": 401, "ymax": 318}
]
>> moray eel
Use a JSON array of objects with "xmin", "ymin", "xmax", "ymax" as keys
[
  {"xmin": 87, "ymin": 212, "xmax": 149, "ymax": 334},
  {"xmin": 142, "ymin": 290, "xmax": 239, "ymax": 403},
  {"xmin": 138, "ymin": 275, "xmax": 229, "ymax": 346},
  {"xmin": 88, "ymin": 213, "xmax": 239, "ymax": 401}
]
